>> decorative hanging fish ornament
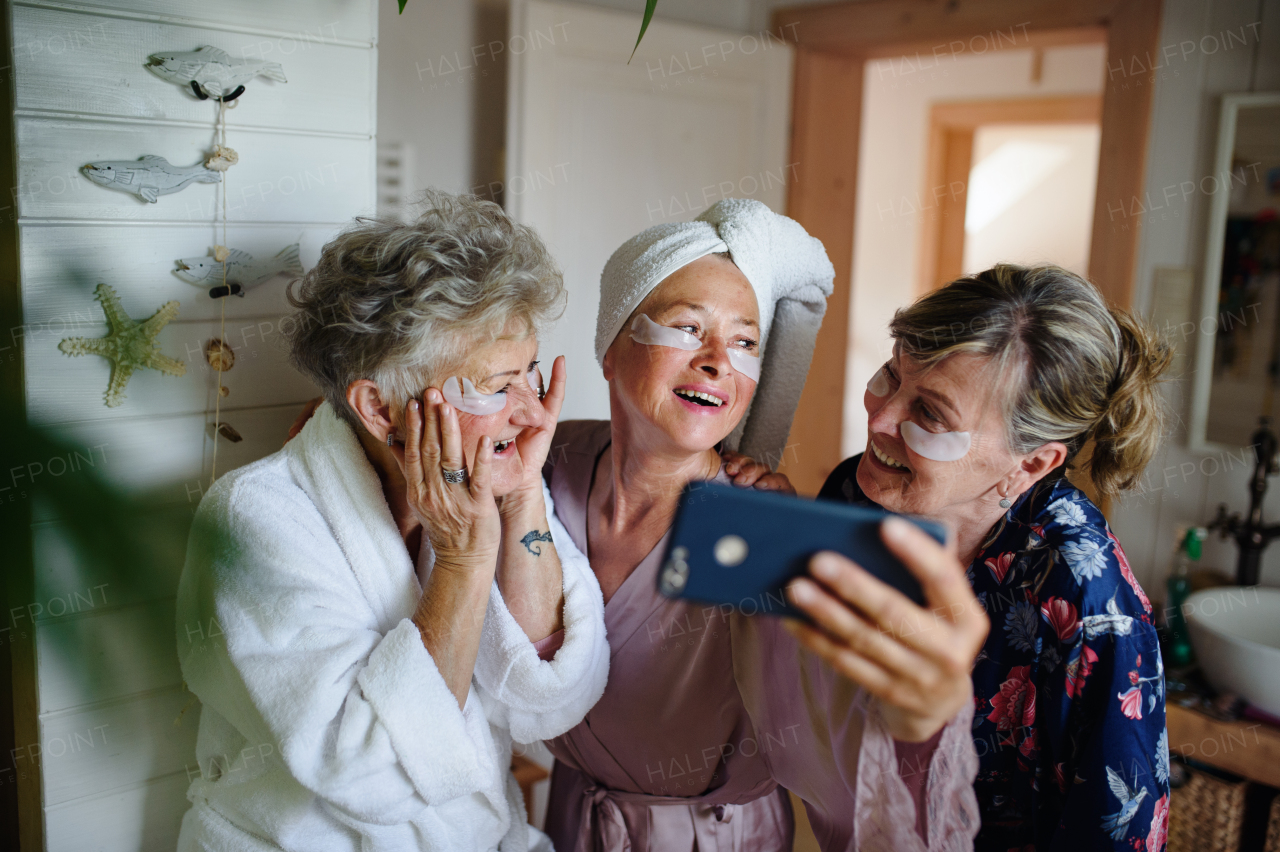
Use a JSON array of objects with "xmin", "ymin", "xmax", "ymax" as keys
[
  {"xmin": 82, "ymin": 155, "xmax": 221, "ymax": 203},
  {"xmin": 174, "ymin": 244, "xmax": 304, "ymax": 298},
  {"xmin": 146, "ymin": 46, "xmax": 287, "ymax": 101}
]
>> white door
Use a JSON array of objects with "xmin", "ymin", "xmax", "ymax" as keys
[{"xmin": 506, "ymin": 0, "xmax": 792, "ymax": 421}]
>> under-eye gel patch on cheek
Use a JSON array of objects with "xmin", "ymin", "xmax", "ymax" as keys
[
  {"xmin": 630, "ymin": 313, "xmax": 701, "ymax": 350},
  {"xmin": 442, "ymin": 376, "xmax": 507, "ymax": 416},
  {"xmin": 900, "ymin": 420, "xmax": 971, "ymax": 462},
  {"xmin": 867, "ymin": 365, "xmax": 890, "ymax": 397},
  {"xmin": 727, "ymin": 348, "xmax": 761, "ymax": 382}
]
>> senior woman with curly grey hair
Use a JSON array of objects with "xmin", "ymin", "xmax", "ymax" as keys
[{"xmin": 174, "ymin": 192, "xmax": 608, "ymax": 852}]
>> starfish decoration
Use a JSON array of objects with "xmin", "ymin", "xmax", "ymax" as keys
[{"xmin": 58, "ymin": 283, "xmax": 186, "ymax": 407}]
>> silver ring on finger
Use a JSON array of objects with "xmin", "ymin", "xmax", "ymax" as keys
[{"xmin": 441, "ymin": 465, "xmax": 468, "ymax": 485}]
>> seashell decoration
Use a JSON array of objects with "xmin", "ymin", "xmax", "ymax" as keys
[{"xmin": 205, "ymin": 338, "xmax": 235, "ymax": 371}]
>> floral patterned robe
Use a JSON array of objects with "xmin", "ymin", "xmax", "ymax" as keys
[{"xmin": 820, "ymin": 457, "xmax": 1170, "ymax": 852}]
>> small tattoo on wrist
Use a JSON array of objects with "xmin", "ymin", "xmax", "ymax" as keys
[{"xmin": 521, "ymin": 529, "xmax": 553, "ymax": 556}]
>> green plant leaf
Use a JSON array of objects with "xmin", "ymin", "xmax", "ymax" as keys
[
  {"xmin": 397, "ymin": 0, "xmax": 407, "ymax": 13},
  {"xmin": 628, "ymin": 0, "xmax": 658, "ymax": 64}
]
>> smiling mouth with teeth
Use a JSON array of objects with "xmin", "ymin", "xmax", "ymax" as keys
[
  {"xmin": 871, "ymin": 440, "xmax": 908, "ymax": 470},
  {"xmin": 673, "ymin": 389, "xmax": 725, "ymax": 407},
  {"xmin": 493, "ymin": 438, "xmax": 513, "ymax": 453}
]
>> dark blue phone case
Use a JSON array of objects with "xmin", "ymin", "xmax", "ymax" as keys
[{"xmin": 656, "ymin": 481, "xmax": 947, "ymax": 616}]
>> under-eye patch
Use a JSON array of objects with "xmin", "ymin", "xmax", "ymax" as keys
[
  {"xmin": 727, "ymin": 348, "xmax": 761, "ymax": 382},
  {"xmin": 630, "ymin": 313, "xmax": 701, "ymax": 350},
  {"xmin": 867, "ymin": 365, "xmax": 890, "ymax": 397},
  {"xmin": 632, "ymin": 314, "xmax": 760, "ymax": 382},
  {"xmin": 442, "ymin": 376, "xmax": 507, "ymax": 416},
  {"xmin": 900, "ymin": 420, "xmax": 971, "ymax": 462}
]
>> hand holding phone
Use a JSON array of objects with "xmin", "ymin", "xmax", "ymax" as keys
[{"xmin": 786, "ymin": 517, "xmax": 989, "ymax": 742}]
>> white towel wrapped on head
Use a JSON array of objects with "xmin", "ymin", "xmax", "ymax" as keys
[{"xmin": 596, "ymin": 198, "xmax": 835, "ymax": 467}]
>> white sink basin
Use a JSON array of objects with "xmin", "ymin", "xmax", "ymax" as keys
[{"xmin": 1185, "ymin": 586, "xmax": 1280, "ymax": 716}]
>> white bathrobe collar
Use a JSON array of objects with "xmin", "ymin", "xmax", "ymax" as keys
[{"xmin": 286, "ymin": 401, "xmax": 423, "ymax": 634}]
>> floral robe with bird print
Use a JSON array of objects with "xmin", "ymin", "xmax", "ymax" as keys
[{"xmin": 820, "ymin": 458, "xmax": 1170, "ymax": 852}]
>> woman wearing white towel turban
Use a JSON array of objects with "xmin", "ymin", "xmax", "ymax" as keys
[
  {"xmin": 175, "ymin": 193, "xmax": 608, "ymax": 852},
  {"xmin": 541, "ymin": 198, "xmax": 984, "ymax": 852}
]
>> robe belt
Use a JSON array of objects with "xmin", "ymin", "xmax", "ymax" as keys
[{"xmin": 575, "ymin": 784, "xmax": 740, "ymax": 852}]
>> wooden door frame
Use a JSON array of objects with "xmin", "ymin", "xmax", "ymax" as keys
[
  {"xmin": 920, "ymin": 94, "xmax": 1103, "ymax": 293},
  {"xmin": 773, "ymin": 0, "xmax": 1161, "ymax": 496}
]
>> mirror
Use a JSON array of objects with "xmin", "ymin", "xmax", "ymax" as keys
[{"xmin": 1190, "ymin": 93, "xmax": 1280, "ymax": 451}]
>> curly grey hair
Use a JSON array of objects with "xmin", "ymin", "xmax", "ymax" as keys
[{"xmin": 285, "ymin": 190, "xmax": 565, "ymax": 429}]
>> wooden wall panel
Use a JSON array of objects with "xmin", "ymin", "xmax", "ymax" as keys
[
  {"xmin": 16, "ymin": 118, "xmax": 373, "ymax": 222},
  {"xmin": 23, "ymin": 0, "xmax": 377, "ymax": 43},
  {"xmin": 38, "ymin": 686, "xmax": 199, "ymax": 807},
  {"xmin": 30, "ymin": 511, "xmax": 191, "ymax": 616},
  {"xmin": 7, "ymin": 0, "xmax": 378, "ymax": 845},
  {"xmin": 19, "ymin": 223, "xmax": 340, "ymax": 326},
  {"xmin": 13, "ymin": 6, "xmax": 375, "ymax": 136},
  {"xmin": 26, "ymin": 317, "xmax": 320, "ymax": 426},
  {"xmin": 31, "ymin": 405, "xmax": 304, "ymax": 521},
  {"xmin": 36, "ymin": 599, "xmax": 180, "ymax": 714},
  {"xmin": 42, "ymin": 772, "xmax": 190, "ymax": 852}
]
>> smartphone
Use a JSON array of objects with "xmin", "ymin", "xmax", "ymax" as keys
[{"xmin": 656, "ymin": 481, "xmax": 947, "ymax": 616}]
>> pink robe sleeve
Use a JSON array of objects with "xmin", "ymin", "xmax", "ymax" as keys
[
  {"xmin": 533, "ymin": 628, "xmax": 565, "ymax": 661},
  {"xmin": 855, "ymin": 697, "xmax": 980, "ymax": 852},
  {"xmin": 895, "ymin": 729, "xmax": 942, "ymax": 840}
]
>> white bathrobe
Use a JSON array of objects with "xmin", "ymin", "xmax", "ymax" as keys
[{"xmin": 174, "ymin": 402, "xmax": 609, "ymax": 852}]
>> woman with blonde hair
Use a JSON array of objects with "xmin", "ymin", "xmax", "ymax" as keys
[
  {"xmin": 541, "ymin": 199, "xmax": 987, "ymax": 852},
  {"xmin": 812, "ymin": 264, "xmax": 1173, "ymax": 851}
]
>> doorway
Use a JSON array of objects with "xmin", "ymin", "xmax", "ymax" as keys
[
  {"xmin": 921, "ymin": 95, "xmax": 1102, "ymax": 293},
  {"xmin": 772, "ymin": 0, "xmax": 1161, "ymax": 495},
  {"xmin": 848, "ymin": 40, "xmax": 1107, "ymax": 460}
]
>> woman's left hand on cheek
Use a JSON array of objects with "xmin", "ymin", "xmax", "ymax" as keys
[
  {"xmin": 785, "ymin": 517, "xmax": 989, "ymax": 742},
  {"xmin": 507, "ymin": 355, "xmax": 567, "ymax": 503}
]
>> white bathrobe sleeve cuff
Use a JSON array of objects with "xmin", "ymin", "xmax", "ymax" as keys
[
  {"xmin": 358, "ymin": 618, "xmax": 494, "ymax": 803},
  {"xmin": 472, "ymin": 484, "xmax": 609, "ymax": 743}
]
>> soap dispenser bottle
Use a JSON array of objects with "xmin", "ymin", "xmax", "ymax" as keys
[{"xmin": 1165, "ymin": 526, "xmax": 1204, "ymax": 668}]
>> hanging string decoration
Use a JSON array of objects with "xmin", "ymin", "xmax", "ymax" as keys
[
  {"xmin": 136, "ymin": 46, "xmax": 290, "ymax": 483},
  {"xmin": 206, "ymin": 98, "xmax": 239, "ymax": 481},
  {"xmin": 58, "ymin": 284, "xmax": 186, "ymax": 407}
]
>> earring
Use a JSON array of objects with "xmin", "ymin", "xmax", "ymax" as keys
[
  {"xmin": 999, "ymin": 497, "xmax": 1012, "ymax": 508},
  {"xmin": 387, "ymin": 432, "xmax": 395, "ymax": 447}
]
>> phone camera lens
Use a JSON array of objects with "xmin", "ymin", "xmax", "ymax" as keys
[{"xmin": 713, "ymin": 535, "xmax": 748, "ymax": 567}]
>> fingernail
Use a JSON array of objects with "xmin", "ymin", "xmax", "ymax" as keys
[
  {"xmin": 789, "ymin": 579, "xmax": 813, "ymax": 604},
  {"xmin": 811, "ymin": 555, "xmax": 838, "ymax": 581},
  {"xmin": 410, "ymin": 400, "xmax": 419, "ymax": 411},
  {"xmin": 426, "ymin": 389, "xmax": 439, "ymax": 403},
  {"xmin": 883, "ymin": 516, "xmax": 911, "ymax": 539}
]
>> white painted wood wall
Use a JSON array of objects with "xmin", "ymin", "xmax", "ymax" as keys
[{"xmin": 7, "ymin": 0, "xmax": 377, "ymax": 847}]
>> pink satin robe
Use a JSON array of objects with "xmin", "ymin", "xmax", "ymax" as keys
[{"xmin": 543, "ymin": 421, "xmax": 979, "ymax": 852}]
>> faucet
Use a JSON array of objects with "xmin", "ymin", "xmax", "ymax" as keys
[{"xmin": 1208, "ymin": 416, "xmax": 1280, "ymax": 586}]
